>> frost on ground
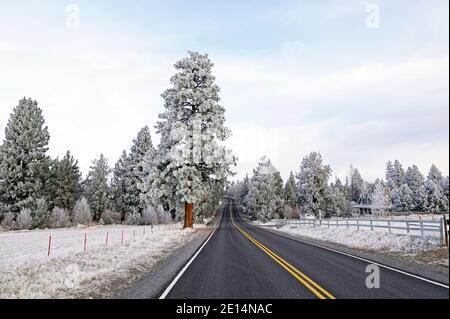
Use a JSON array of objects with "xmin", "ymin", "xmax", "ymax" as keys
[
  {"xmin": 276, "ymin": 224, "xmax": 441, "ymax": 255},
  {"xmin": 0, "ymin": 224, "xmax": 203, "ymax": 298}
]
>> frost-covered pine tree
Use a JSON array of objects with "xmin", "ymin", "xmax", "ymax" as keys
[
  {"xmin": 348, "ymin": 166, "xmax": 364, "ymax": 202},
  {"xmin": 50, "ymin": 151, "xmax": 81, "ymax": 211},
  {"xmin": 327, "ymin": 181, "xmax": 349, "ymax": 217},
  {"xmin": 427, "ymin": 164, "xmax": 443, "ymax": 185},
  {"xmin": 83, "ymin": 154, "xmax": 110, "ymax": 222},
  {"xmin": 73, "ymin": 197, "xmax": 92, "ymax": 225},
  {"xmin": 391, "ymin": 184, "xmax": 414, "ymax": 212},
  {"xmin": 371, "ymin": 181, "xmax": 390, "ymax": 215},
  {"xmin": 386, "ymin": 160, "xmax": 405, "ymax": 191},
  {"xmin": 424, "ymin": 180, "xmax": 448, "ymax": 213},
  {"xmin": 0, "ymin": 98, "xmax": 51, "ymax": 217},
  {"xmin": 111, "ymin": 150, "xmax": 133, "ymax": 221},
  {"xmin": 296, "ymin": 152, "xmax": 332, "ymax": 218},
  {"xmin": 414, "ymin": 185, "xmax": 429, "ymax": 212},
  {"xmin": 404, "ymin": 165, "xmax": 425, "ymax": 192},
  {"xmin": 283, "ymin": 172, "xmax": 297, "ymax": 208},
  {"xmin": 245, "ymin": 157, "xmax": 283, "ymax": 222},
  {"xmin": 152, "ymin": 51, "xmax": 236, "ymax": 228},
  {"xmin": 112, "ymin": 127, "xmax": 156, "ymax": 220}
]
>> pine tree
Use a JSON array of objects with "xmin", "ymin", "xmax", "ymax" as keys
[
  {"xmin": 295, "ymin": 152, "xmax": 332, "ymax": 218},
  {"xmin": 152, "ymin": 51, "xmax": 236, "ymax": 228},
  {"xmin": 424, "ymin": 180, "xmax": 448, "ymax": 213},
  {"xmin": 391, "ymin": 184, "xmax": 414, "ymax": 212},
  {"xmin": 327, "ymin": 181, "xmax": 349, "ymax": 217},
  {"xmin": 386, "ymin": 160, "xmax": 405, "ymax": 191},
  {"xmin": 414, "ymin": 185, "xmax": 428, "ymax": 212},
  {"xmin": 84, "ymin": 154, "xmax": 110, "ymax": 222},
  {"xmin": 111, "ymin": 150, "xmax": 132, "ymax": 221},
  {"xmin": 427, "ymin": 164, "xmax": 443, "ymax": 185},
  {"xmin": 51, "ymin": 151, "xmax": 81, "ymax": 211},
  {"xmin": 0, "ymin": 98, "xmax": 51, "ymax": 217},
  {"xmin": 245, "ymin": 157, "xmax": 283, "ymax": 222},
  {"xmin": 404, "ymin": 165, "xmax": 425, "ymax": 192},
  {"xmin": 348, "ymin": 166, "xmax": 364, "ymax": 202},
  {"xmin": 283, "ymin": 172, "xmax": 297, "ymax": 208}
]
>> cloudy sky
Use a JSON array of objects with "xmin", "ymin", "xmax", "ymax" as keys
[{"xmin": 0, "ymin": 0, "xmax": 448, "ymax": 182}]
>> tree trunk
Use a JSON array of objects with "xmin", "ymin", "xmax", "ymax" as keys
[{"xmin": 184, "ymin": 202, "xmax": 194, "ymax": 228}]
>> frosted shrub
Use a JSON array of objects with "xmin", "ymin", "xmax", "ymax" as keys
[
  {"xmin": 49, "ymin": 207, "xmax": 71, "ymax": 228},
  {"xmin": 102, "ymin": 210, "xmax": 122, "ymax": 225},
  {"xmin": 125, "ymin": 212, "xmax": 141, "ymax": 225},
  {"xmin": 157, "ymin": 208, "xmax": 171, "ymax": 225},
  {"xmin": 142, "ymin": 206, "xmax": 158, "ymax": 225},
  {"xmin": 1, "ymin": 212, "xmax": 16, "ymax": 230},
  {"xmin": 73, "ymin": 197, "xmax": 92, "ymax": 225},
  {"xmin": 16, "ymin": 208, "xmax": 33, "ymax": 230}
]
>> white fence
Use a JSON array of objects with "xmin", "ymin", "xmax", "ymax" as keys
[{"xmin": 283, "ymin": 217, "xmax": 446, "ymax": 244}]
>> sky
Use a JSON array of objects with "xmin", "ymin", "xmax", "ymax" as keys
[{"xmin": 0, "ymin": 0, "xmax": 448, "ymax": 182}]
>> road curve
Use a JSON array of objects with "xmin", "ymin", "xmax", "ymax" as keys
[{"xmin": 165, "ymin": 200, "xmax": 449, "ymax": 299}]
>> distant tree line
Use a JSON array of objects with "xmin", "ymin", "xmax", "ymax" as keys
[{"xmin": 228, "ymin": 153, "xmax": 449, "ymax": 222}]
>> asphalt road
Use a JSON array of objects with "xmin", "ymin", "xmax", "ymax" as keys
[{"xmin": 165, "ymin": 200, "xmax": 449, "ymax": 299}]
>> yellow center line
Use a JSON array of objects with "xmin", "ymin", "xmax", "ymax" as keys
[{"xmin": 230, "ymin": 206, "xmax": 336, "ymax": 300}]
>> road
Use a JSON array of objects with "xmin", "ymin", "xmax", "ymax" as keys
[{"xmin": 164, "ymin": 200, "xmax": 449, "ymax": 299}]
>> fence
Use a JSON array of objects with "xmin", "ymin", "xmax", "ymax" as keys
[{"xmin": 283, "ymin": 217, "xmax": 446, "ymax": 245}]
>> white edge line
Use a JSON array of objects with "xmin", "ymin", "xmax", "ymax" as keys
[
  {"xmin": 238, "ymin": 213, "xmax": 449, "ymax": 290},
  {"xmin": 159, "ymin": 209, "xmax": 224, "ymax": 299}
]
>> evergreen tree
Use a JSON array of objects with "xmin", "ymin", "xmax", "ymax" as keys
[
  {"xmin": 0, "ymin": 98, "xmax": 51, "ymax": 217},
  {"xmin": 84, "ymin": 154, "xmax": 110, "ymax": 222},
  {"xmin": 424, "ymin": 180, "xmax": 448, "ymax": 213},
  {"xmin": 386, "ymin": 160, "xmax": 405, "ymax": 190},
  {"xmin": 404, "ymin": 165, "xmax": 425, "ymax": 191},
  {"xmin": 348, "ymin": 166, "xmax": 364, "ymax": 202},
  {"xmin": 327, "ymin": 181, "xmax": 348, "ymax": 217},
  {"xmin": 414, "ymin": 185, "xmax": 429, "ymax": 212},
  {"xmin": 152, "ymin": 51, "xmax": 236, "ymax": 228},
  {"xmin": 283, "ymin": 172, "xmax": 297, "ymax": 208},
  {"xmin": 391, "ymin": 184, "xmax": 414, "ymax": 212},
  {"xmin": 245, "ymin": 157, "xmax": 283, "ymax": 221},
  {"xmin": 295, "ymin": 152, "xmax": 331, "ymax": 218},
  {"xmin": 51, "ymin": 151, "xmax": 81, "ymax": 211},
  {"xmin": 111, "ymin": 150, "xmax": 133, "ymax": 221},
  {"xmin": 427, "ymin": 164, "xmax": 443, "ymax": 185}
]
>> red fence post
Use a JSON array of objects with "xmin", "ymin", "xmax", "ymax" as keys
[
  {"xmin": 106, "ymin": 232, "xmax": 109, "ymax": 246},
  {"xmin": 121, "ymin": 229, "xmax": 124, "ymax": 245},
  {"xmin": 84, "ymin": 233, "xmax": 87, "ymax": 255},
  {"xmin": 48, "ymin": 235, "xmax": 52, "ymax": 257},
  {"xmin": 133, "ymin": 229, "xmax": 136, "ymax": 240}
]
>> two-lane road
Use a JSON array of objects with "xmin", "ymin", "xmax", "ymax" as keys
[{"xmin": 164, "ymin": 200, "xmax": 449, "ymax": 299}]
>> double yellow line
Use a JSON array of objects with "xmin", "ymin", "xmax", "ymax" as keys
[{"xmin": 230, "ymin": 209, "xmax": 335, "ymax": 299}]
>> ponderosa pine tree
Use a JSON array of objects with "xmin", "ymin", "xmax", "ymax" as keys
[
  {"xmin": 427, "ymin": 164, "xmax": 443, "ymax": 185},
  {"xmin": 84, "ymin": 154, "xmax": 110, "ymax": 222},
  {"xmin": 245, "ymin": 157, "xmax": 283, "ymax": 222},
  {"xmin": 283, "ymin": 172, "xmax": 297, "ymax": 208},
  {"xmin": 152, "ymin": 51, "xmax": 236, "ymax": 228},
  {"xmin": 348, "ymin": 166, "xmax": 364, "ymax": 202},
  {"xmin": 0, "ymin": 98, "xmax": 51, "ymax": 218},
  {"xmin": 404, "ymin": 165, "xmax": 425, "ymax": 192},
  {"xmin": 386, "ymin": 160, "xmax": 405, "ymax": 191},
  {"xmin": 50, "ymin": 151, "xmax": 81, "ymax": 211},
  {"xmin": 111, "ymin": 150, "xmax": 133, "ymax": 221},
  {"xmin": 296, "ymin": 152, "xmax": 332, "ymax": 218}
]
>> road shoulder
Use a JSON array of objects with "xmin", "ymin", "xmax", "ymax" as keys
[{"xmin": 116, "ymin": 213, "xmax": 221, "ymax": 299}]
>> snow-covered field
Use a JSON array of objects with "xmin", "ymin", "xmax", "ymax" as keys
[
  {"xmin": 275, "ymin": 224, "xmax": 441, "ymax": 254},
  {"xmin": 0, "ymin": 224, "xmax": 202, "ymax": 298}
]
